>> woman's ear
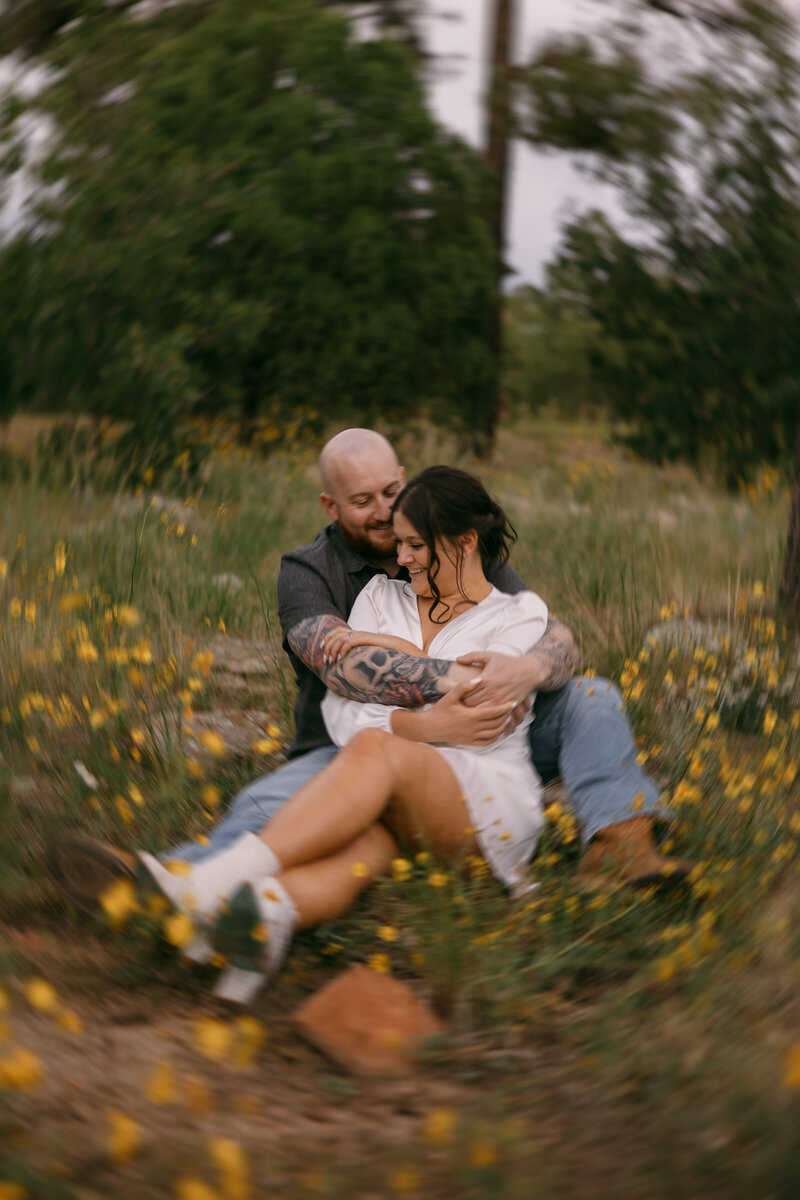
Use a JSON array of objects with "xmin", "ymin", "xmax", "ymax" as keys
[{"xmin": 460, "ymin": 529, "xmax": 479, "ymax": 557}]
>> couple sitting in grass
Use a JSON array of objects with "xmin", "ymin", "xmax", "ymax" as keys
[{"xmin": 50, "ymin": 429, "xmax": 690, "ymax": 1003}]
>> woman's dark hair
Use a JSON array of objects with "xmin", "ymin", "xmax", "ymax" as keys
[{"xmin": 392, "ymin": 465, "xmax": 517, "ymax": 622}]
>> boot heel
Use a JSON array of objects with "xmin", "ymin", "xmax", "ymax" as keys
[
  {"xmin": 214, "ymin": 966, "xmax": 266, "ymax": 1005},
  {"xmin": 181, "ymin": 931, "xmax": 214, "ymax": 964}
]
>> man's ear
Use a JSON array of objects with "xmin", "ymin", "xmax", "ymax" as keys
[
  {"xmin": 320, "ymin": 492, "xmax": 338, "ymax": 522},
  {"xmin": 398, "ymin": 465, "xmax": 406, "ymax": 488}
]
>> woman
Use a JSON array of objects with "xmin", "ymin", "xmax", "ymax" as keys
[{"xmin": 141, "ymin": 467, "xmax": 548, "ymax": 1003}]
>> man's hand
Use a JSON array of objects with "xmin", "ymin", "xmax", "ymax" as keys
[
  {"xmin": 456, "ymin": 651, "xmax": 538, "ymax": 707},
  {"xmin": 456, "ymin": 617, "xmax": 579, "ymax": 703},
  {"xmin": 391, "ymin": 681, "xmax": 516, "ymax": 746}
]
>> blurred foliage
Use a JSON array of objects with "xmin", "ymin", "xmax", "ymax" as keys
[
  {"xmin": 517, "ymin": 0, "xmax": 800, "ymax": 488},
  {"xmin": 0, "ymin": 0, "xmax": 497, "ymax": 464},
  {"xmin": 503, "ymin": 286, "xmax": 601, "ymax": 417}
]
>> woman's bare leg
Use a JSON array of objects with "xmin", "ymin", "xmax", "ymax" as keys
[
  {"xmin": 278, "ymin": 822, "xmax": 397, "ymax": 927},
  {"xmin": 211, "ymin": 822, "xmax": 399, "ymax": 1003},
  {"xmin": 260, "ymin": 728, "xmax": 476, "ymax": 868}
]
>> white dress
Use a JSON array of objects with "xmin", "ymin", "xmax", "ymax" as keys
[{"xmin": 321, "ymin": 575, "xmax": 548, "ymax": 895}]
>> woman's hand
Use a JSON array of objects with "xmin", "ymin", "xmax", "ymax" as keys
[
  {"xmin": 392, "ymin": 681, "xmax": 516, "ymax": 746},
  {"xmin": 323, "ymin": 629, "xmax": 424, "ymax": 663}
]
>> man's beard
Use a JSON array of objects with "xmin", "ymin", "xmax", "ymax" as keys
[{"xmin": 343, "ymin": 524, "xmax": 397, "ymax": 563}]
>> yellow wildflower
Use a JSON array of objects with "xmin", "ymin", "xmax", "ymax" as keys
[
  {"xmin": 0, "ymin": 1182, "xmax": 27, "ymax": 1200},
  {"xmin": 468, "ymin": 1137, "xmax": 497, "ymax": 1168},
  {"xmin": 100, "ymin": 878, "xmax": 138, "ymax": 924},
  {"xmin": 164, "ymin": 912, "xmax": 196, "ymax": 948},
  {"xmin": 107, "ymin": 1110, "xmax": 141, "ymax": 1165},
  {"xmin": 199, "ymin": 730, "xmax": 226, "ymax": 757},
  {"xmin": 389, "ymin": 1167, "xmax": 419, "ymax": 1195},
  {"xmin": 145, "ymin": 1060, "xmax": 176, "ymax": 1106},
  {"xmin": 424, "ymin": 1106, "xmax": 456, "ymax": 1145},
  {"xmin": 131, "ymin": 639, "xmax": 153, "ymax": 664},
  {"xmin": 202, "ymin": 785, "xmax": 221, "ymax": 810},
  {"xmin": 116, "ymin": 605, "xmax": 140, "ymax": 626},
  {"xmin": 209, "ymin": 1137, "xmax": 248, "ymax": 1199},
  {"xmin": 782, "ymin": 1044, "xmax": 800, "ymax": 1089},
  {"xmin": 367, "ymin": 953, "xmax": 391, "ymax": 974},
  {"xmin": 55, "ymin": 1008, "xmax": 83, "ymax": 1035},
  {"xmin": 194, "ymin": 1017, "xmax": 232, "ymax": 1061},
  {"xmin": 174, "ymin": 1182, "xmax": 217, "ymax": 1200},
  {"xmin": 230, "ymin": 1016, "xmax": 267, "ymax": 1068},
  {"xmin": 378, "ymin": 926, "xmax": 398, "ymax": 943},
  {"xmin": 251, "ymin": 738, "xmax": 278, "ymax": 754},
  {"xmin": 427, "ymin": 872, "xmax": 449, "ymax": 888},
  {"xmin": 391, "ymin": 858, "xmax": 412, "ymax": 881},
  {"xmin": 76, "ymin": 642, "xmax": 99, "ymax": 664},
  {"xmin": 116, "ymin": 796, "xmax": 134, "ymax": 825},
  {"xmin": 350, "ymin": 861, "xmax": 369, "ymax": 878},
  {"xmin": 0, "ymin": 1047, "xmax": 43, "ymax": 1090},
  {"xmin": 24, "ymin": 979, "xmax": 58, "ymax": 1014}
]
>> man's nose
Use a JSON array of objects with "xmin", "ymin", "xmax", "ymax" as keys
[{"xmin": 374, "ymin": 496, "xmax": 392, "ymax": 522}]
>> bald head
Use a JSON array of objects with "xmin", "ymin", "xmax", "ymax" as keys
[
  {"xmin": 318, "ymin": 428, "xmax": 399, "ymax": 496},
  {"xmin": 318, "ymin": 428, "xmax": 405, "ymax": 564}
]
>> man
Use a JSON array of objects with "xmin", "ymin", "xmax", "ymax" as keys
[{"xmin": 49, "ymin": 429, "xmax": 685, "ymax": 912}]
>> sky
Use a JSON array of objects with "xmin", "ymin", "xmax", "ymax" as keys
[
  {"xmin": 422, "ymin": 0, "xmax": 617, "ymax": 285},
  {"xmin": 420, "ymin": 0, "xmax": 800, "ymax": 285}
]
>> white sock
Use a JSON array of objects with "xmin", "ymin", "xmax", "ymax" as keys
[{"xmin": 140, "ymin": 833, "xmax": 281, "ymax": 920}]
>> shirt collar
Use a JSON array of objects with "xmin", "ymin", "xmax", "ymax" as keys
[{"xmin": 328, "ymin": 522, "xmax": 409, "ymax": 581}]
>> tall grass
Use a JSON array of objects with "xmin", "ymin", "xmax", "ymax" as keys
[{"xmin": 0, "ymin": 416, "xmax": 797, "ymax": 1199}]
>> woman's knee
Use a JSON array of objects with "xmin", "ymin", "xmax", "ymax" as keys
[
  {"xmin": 343, "ymin": 727, "xmax": 396, "ymax": 760},
  {"xmin": 340, "ymin": 724, "xmax": 402, "ymax": 772}
]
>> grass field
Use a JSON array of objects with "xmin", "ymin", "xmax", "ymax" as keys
[{"xmin": 1, "ymin": 415, "xmax": 798, "ymax": 1199}]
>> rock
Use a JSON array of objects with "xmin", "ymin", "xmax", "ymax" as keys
[
  {"xmin": 207, "ymin": 635, "xmax": 272, "ymax": 676},
  {"xmin": 189, "ymin": 710, "xmax": 273, "ymax": 757},
  {"xmin": 292, "ymin": 965, "xmax": 446, "ymax": 1077},
  {"xmin": 210, "ymin": 573, "xmax": 244, "ymax": 591},
  {"xmin": 644, "ymin": 619, "xmax": 729, "ymax": 653}
]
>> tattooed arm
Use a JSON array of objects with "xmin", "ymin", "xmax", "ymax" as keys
[
  {"xmin": 457, "ymin": 617, "xmax": 579, "ymax": 706},
  {"xmin": 287, "ymin": 613, "xmax": 475, "ymax": 707}
]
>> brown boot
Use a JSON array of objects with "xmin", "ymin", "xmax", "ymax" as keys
[
  {"xmin": 577, "ymin": 817, "xmax": 693, "ymax": 890},
  {"xmin": 45, "ymin": 837, "xmax": 137, "ymax": 916}
]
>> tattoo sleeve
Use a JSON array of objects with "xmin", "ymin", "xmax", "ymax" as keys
[
  {"xmin": 287, "ymin": 614, "xmax": 454, "ymax": 707},
  {"xmin": 530, "ymin": 618, "xmax": 579, "ymax": 692}
]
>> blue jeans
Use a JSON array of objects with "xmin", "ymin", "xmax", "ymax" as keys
[
  {"xmin": 165, "ymin": 745, "xmax": 339, "ymax": 864},
  {"xmin": 529, "ymin": 677, "xmax": 663, "ymax": 846},
  {"xmin": 165, "ymin": 677, "xmax": 662, "ymax": 863}
]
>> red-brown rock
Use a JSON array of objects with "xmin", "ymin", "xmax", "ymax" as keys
[{"xmin": 292, "ymin": 965, "xmax": 445, "ymax": 1077}]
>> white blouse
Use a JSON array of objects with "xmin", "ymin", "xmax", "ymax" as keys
[{"xmin": 322, "ymin": 576, "xmax": 548, "ymax": 893}]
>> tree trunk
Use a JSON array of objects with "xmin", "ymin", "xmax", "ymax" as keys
[
  {"xmin": 481, "ymin": 0, "xmax": 517, "ymax": 456},
  {"xmin": 779, "ymin": 415, "xmax": 800, "ymax": 623}
]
